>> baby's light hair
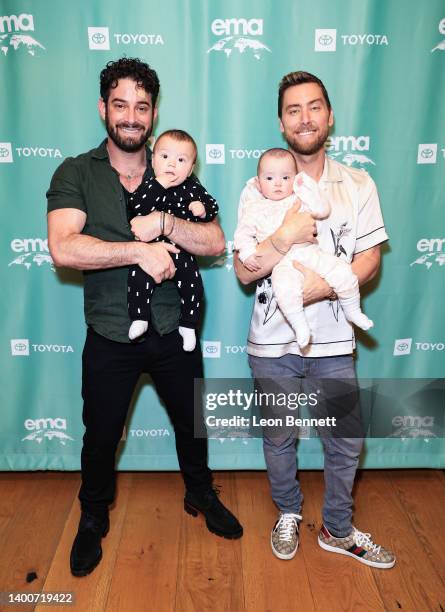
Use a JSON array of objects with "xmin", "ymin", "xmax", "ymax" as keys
[{"xmin": 257, "ymin": 148, "xmax": 297, "ymax": 175}]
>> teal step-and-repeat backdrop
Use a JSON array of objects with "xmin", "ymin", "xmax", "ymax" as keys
[{"xmin": 1, "ymin": 0, "xmax": 444, "ymax": 470}]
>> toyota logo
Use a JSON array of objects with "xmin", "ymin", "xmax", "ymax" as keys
[
  {"xmin": 420, "ymin": 148, "xmax": 433, "ymax": 159},
  {"xmin": 92, "ymin": 33, "xmax": 106, "ymax": 44},
  {"xmin": 318, "ymin": 34, "xmax": 333, "ymax": 46},
  {"xmin": 396, "ymin": 343, "xmax": 408, "ymax": 352},
  {"xmin": 206, "ymin": 345, "xmax": 217, "ymax": 353},
  {"xmin": 209, "ymin": 149, "xmax": 222, "ymax": 159},
  {"xmin": 0, "ymin": 147, "xmax": 10, "ymax": 157},
  {"xmin": 14, "ymin": 343, "xmax": 27, "ymax": 352}
]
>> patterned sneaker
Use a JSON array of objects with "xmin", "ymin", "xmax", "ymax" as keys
[
  {"xmin": 271, "ymin": 512, "xmax": 302, "ymax": 560},
  {"xmin": 318, "ymin": 524, "xmax": 396, "ymax": 569}
]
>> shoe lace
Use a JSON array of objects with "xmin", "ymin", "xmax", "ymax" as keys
[
  {"xmin": 276, "ymin": 513, "xmax": 302, "ymax": 541},
  {"xmin": 353, "ymin": 528, "xmax": 381, "ymax": 554}
]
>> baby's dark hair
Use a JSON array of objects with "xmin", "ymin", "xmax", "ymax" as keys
[
  {"xmin": 100, "ymin": 57, "xmax": 160, "ymax": 105},
  {"xmin": 257, "ymin": 148, "xmax": 297, "ymax": 175},
  {"xmin": 154, "ymin": 129, "xmax": 197, "ymax": 162}
]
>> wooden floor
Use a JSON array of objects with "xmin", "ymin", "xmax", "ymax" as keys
[{"xmin": 0, "ymin": 470, "xmax": 444, "ymax": 612}]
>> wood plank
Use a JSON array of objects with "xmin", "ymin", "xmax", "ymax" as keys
[
  {"xmin": 301, "ymin": 470, "xmax": 385, "ymax": 612},
  {"xmin": 0, "ymin": 473, "xmax": 79, "ymax": 596},
  {"xmin": 388, "ymin": 470, "xmax": 445, "ymax": 587},
  {"xmin": 106, "ymin": 473, "xmax": 183, "ymax": 612},
  {"xmin": 352, "ymin": 470, "xmax": 445, "ymax": 611},
  {"xmin": 235, "ymin": 471, "xmax": 315, "ymax": 612},
  {"xmin": 36, "ymin": 472, "xmax": 133, "ymax": 612},
  {"xmin": 0, "ymin": 473, "xmax": 36, "ymax": 541},
  {"xmin": 176, "ymin": 472, "xmax": 244, "ymax": 612}
]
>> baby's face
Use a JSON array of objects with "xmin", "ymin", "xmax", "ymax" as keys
[
  {"xmin": 152, "ymin": 136, "xmax": 195, "ymax": 186},
  {"xmin": 257, "ymin": 156, "xmax": 296, "ymax": 201}
]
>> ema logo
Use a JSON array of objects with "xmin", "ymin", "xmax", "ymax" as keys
[
  {"xmin": 431, "ymin": 18, "xmax": 445, "ymax": 52},
  {"xmin": 315, "ymin": 29, "xmax": 337, "ymax": 52},
  {"xmin": 389, "ymin": 415, "xmax": 436, "ymax": 439},
  {"xmin": 202, "ymin": 340, "xmax": 221, "ymax": 358},
  {"xmin": 325, "ymin": 136, "xmax": 375, "ymax": 168},
  {"xmin": 206, "ymin": 144, "xmax": 225, "ymax": 164},
  {"xmin": 11, "ymin": 339, "xmax": 30, "ymax": 356},
  {"xmin": 393, "ymin": 338, "xmax": 412, "ymax": 356},
  {"xmin": 417, "ymin": 143, "xmax": 437, "ymax": 164},
  {"xmin": 207, "ymin": 18, "xmax": 271, "ymax": 60},
  {"xmin": 22, "ymin": 417, "xmax": 74, "ymax": 445},
  {"xmin": 410, "ymin": 238, "xmax": 445, "ymax": 270},
  {"xmin": 9, "ymin": 238, "xmax": 54, "ymax": 271},
  {"xmin": 210, "ymin": 240, "xmax": 234, "ymax": 271},
  {"xmin": 314, "ymin": 28, "xmax": 388, "ymax": 52},
  {"xmin": 0, "ymin": 14, "xmax": 45, "ymax": 57},
  {"xmin": 0, "ymin": 142, "xmax": 13, "ymax": 162},
  {"xmin": 88, "ymin": 25, "xmax": 164, "ymax": 50}
]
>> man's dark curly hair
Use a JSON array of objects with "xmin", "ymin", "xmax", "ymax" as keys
[{"xmin": 100, "ymin": 57, "xmax": 160, "ymax": 105}]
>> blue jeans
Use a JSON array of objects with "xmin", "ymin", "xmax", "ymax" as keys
[{"xmin": 248, "ymin": 353, "xmax": 364, "ymax": 537}]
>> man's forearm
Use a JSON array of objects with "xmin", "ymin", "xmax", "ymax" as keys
[
  {"xmin": 166, "ymin": 217, "xmax": 225, "ymax": 256},
  {"xmin": 351, "ymin": 246, "xmax": 381, "ymax": 286},
  {"xmin": 234, "ymin": 238, "xmax": 284, "ymax": 285},
  {"xmin": 49, "ymin": 233, "xmax": 142, "ymax": 270}
]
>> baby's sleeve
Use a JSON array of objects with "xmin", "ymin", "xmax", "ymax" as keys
[{"xmin": 234, "ymin": 202, "xmax": 260, "ymax": 262}]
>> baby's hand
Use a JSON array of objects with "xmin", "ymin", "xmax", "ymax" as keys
[
  {"xmin": 243, "ymin": 254, "xmax": 262, "ymax": 272},
  {"xmin": 189, "ymin": 201, "xmax": 206, "ymax": 218},
  {"xmin": 155, "ymin": 173, "xmax": 178, "ymax": 189}
]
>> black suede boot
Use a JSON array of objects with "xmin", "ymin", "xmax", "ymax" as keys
[
  {"xmin": 184, "ymin": 487, "xmax": 243, "ymax": 539},
  {"xmin": 70, "ymin": 512, "xmax": 109, "ymax": 577}
]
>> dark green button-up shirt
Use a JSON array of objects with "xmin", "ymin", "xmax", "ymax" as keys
[{"xmin": 46, "ymin": 139, "xmax": 180, "ymax": 343}]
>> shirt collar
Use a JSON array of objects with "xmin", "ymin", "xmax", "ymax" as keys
[
  {"xmin": 91, "ymin": 138, "xmax": 152, "ymax": 166},
  {"xmin": 320, "ymin": 154, "xmax": 343, "ymax": 183}
]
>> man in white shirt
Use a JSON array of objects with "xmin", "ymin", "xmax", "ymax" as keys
[{"xmin": 234, "ymin": 71, "xmax": 395, "ymax": 569}]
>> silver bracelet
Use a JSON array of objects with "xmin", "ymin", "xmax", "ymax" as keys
[
  {"xmin": 269, "ymin": 236, "xmax": 290, "ymax": 256},
  {"xmin": 164, "ymin": 214, "xmax": 175, "ymax": 237}
]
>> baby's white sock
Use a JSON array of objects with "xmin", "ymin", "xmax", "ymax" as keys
[
  {"xmin": 129, "ymin": 320, "xmax": 149, "ymax": 340},
  {"xmin": 179, "ymin": 327, "xmax": 196, "ymax": 352}
]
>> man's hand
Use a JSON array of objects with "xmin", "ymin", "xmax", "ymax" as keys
[
  {"xmin": 130, "ymin": 212, "xmax": 162, "ymax": 242},
  {"xmin": 293, "ymin": 262, "xmax": 332, "ymax": 305},
  {"xmin": 189, "ymin": 201, "xmax": 206, "ymax": 218},
  {"xmin": 137, "ymin": 242, "xmax": 179, "ymax": 283},
  {"xmin": 276, "ymin": 200, "xmax": 318, "ymax": 248},
  {"xmin": 155, "ymin": 173, "xmax": 180, "ymax": 189}
]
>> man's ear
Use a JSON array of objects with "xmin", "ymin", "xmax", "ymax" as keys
[
  {"xmin": 98, "ymin": 98, "xmax": 106, "ymax": 121},
  {"xmin": 279, "ymin": 117, "xmax": 284, "ymax": 134},
  {"xmin": 152, "ymin": 106, "xmax": 158, "ymax": 124},
  {"xmin": 328, "ymin": 109, "xmax": 334, "ymax": 128}
]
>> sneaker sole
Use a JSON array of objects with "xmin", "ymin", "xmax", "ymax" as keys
[
  {"xmin": 317, "ymin": 537, "xmax": 395, "ymax": 569},
  {"xmin": 270, "ymin": 532, "xmax": 299, "ymax": 560},
  {"xmin": 184, "ymin": 501, "xmax": 243, "ymax": 540}
]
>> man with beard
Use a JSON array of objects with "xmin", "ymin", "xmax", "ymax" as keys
[
  {"xmin": 47, "ymin": 58, "xmax": 242, "ymax": 578},
  {"xmin": 234, "ymin": 71, "xmax": 395, "ymax": 568}
]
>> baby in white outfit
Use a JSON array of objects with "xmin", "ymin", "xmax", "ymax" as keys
[{"xmin": 234, "ymin": 148, "xmax": 373, "ymax": 348}]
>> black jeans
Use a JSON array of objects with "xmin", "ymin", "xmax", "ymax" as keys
[{"xmin": 79, "ymin": 327, "xmax": 212, "ymax": 517}]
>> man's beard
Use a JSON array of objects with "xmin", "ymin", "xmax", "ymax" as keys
[
  {"xmin": 284, "ymin": 122, "xmax": 329, "ymax": 156},
  {"xmin": 105, "ymin": 110, "xmax": 152, "ymax": 153}
]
